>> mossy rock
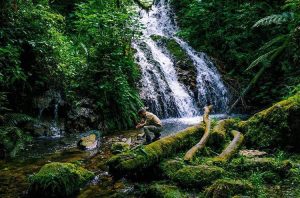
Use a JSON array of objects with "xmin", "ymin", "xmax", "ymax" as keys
[
  {"xmin": 107, "ymin": 124, "xmax": 204, "ymax": 176},
  {"xmin": 239, "ymin": 93, "xmax": 300, "ymax": 150},
  {"xmin": 111, "ymin": 142, "xmax": 130, "ymax": 154},
  {"xmin": 205, "ymin": 179, "xmax": 253, "ymax": 198},
  {"xmin": 134, "ymin": 0, "xmax": 153, "ymax": 9},
  {"xmin": 230, "ymin": 157, "xmax": 292, "ymax": 176},
  {"xmin": 28, "ymin": 162, "xmax": 94, "ymax": 197},
  {"xmin": 172, "ymin": 165, "xmax": 225, "ymax": 188},
  {"xmin": 146, "ymin": 183, "xmax": 188, "ymax": 198},
  {"xmin": 159, "ymin": 159, "xmax": 185, "ymax": 178},
  {"xmin": 151, "ymin": 35, "xmax": 197, "ymax": 92}
]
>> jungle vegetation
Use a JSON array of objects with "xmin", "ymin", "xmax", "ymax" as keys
[{"xmin": 0, "ymin": 0, "xmax": 299, "ymax": 157}]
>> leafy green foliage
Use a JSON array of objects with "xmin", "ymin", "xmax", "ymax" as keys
[{"xmin": 0, "ymin": 0, "xmax": 143, "ymax": 132}]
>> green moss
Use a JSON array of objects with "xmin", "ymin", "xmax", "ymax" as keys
[
  {"xmin": 172, "ymin": 165, "xmax": 224, "ymax": 188},
  {"xmin": 159, "ymin": 159, "xmax": 185, "ymax": 178},
  {"xmin": 134, "ymin": 0, "xmax": 153, "ymax": 10},
  {"xmin": 28, "ymin": 162, "xmax": 94, "ymax": 197},
  {"xmin": 107, "ymin": 124, "xmax": 204, "ymax": 176},
  {"xmin": 158, "ymin": 37, "xmax": 197, "ymax": 92},
  {"xmin": 150, "ymin": 34, "xmax": 164, "ymax": 42},
  {"xmin": 111, "ymin": 142, "xmax": 130, "ymax": 154},
  {"xmin": 205, "ymin": 179, "xmax": 253, "ymax": 198},
  {"xmin": 210, "ymin": 119, "xmax": 237, "ymax": 145},
  {"xmin": 239, "ymin": 93, "xmax": 300, "ymax": 149},
  {"xmin": 146, "ymin": 183, "xmax": 188, "ymax": 198},
  {"xmin": 230, "ymin": 157, "xmax": 292, "ymax": 177}
]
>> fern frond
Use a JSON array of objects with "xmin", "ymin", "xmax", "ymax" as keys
[
  {"xmin": 258, "ymin": 34, "xmax": 289, "ymax": 52},
  {"xmin": 253, "ymin": 12, "xmax": 294, "ymax": 28},
  {"xmin": 246, "ymin": 48, "xmax": 277, "ymax": 71},
  {"xmin": 4, "ymin": 113, "xmax": 37, "ymax": 127}
]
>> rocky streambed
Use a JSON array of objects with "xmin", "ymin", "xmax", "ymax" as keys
[
  {"xmin": 1, "ymin": 93, "xmax": 300, "ymax": 198},
  {"xmin": 0, "ymin": 116, "xmax": 225, "ymax": 198}
]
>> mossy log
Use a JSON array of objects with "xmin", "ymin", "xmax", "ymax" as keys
[
  {"xmin": 238, "ymin": 93, "xmax": 300, "ymax": 150},
  {"xmin": 107, "ymin": 124, "xmax": 205, "ymax": 176},
  {"xmin": 213, "ymin": 130, "xmax": 244, "ymax": 163},
  {"xmin": 184, "ymin": 106, "xmax": 213, "ymax": 162}
]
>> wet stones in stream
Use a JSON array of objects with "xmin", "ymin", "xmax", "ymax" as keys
[{"xmin": 77, "ymin": 131, "xmax": 101, "ymax": 150}]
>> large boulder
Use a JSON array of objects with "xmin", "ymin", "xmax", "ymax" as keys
[
  {"xmin": 28, "ymin": 162, "xmax": 94, "ymax": 197},
  {"xmin": 66, "ymin": 99, "xmax": 101, "ymax": 133}
]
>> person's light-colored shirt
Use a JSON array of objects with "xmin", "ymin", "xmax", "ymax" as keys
[{"xmin": 144, "ymin": 112, "xmax": 162, "ymax": 127}]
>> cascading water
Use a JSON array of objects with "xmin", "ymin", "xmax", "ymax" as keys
[{"xmin": 134, "ymin": 0, "xmax": 229, "ymax": 118}]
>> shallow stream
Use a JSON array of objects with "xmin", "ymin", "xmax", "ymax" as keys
[{"xmin": 0, "ymin": 115, "xmax": 238, "ymax": 197}]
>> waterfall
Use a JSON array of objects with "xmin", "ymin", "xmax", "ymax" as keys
[
  {"xmin": 49, "ymin": 93, "xmax": 62, "ymax": 137},
  {"xmin": 134, "ymin": 0, "xmax": 229, "ymax": 118}
]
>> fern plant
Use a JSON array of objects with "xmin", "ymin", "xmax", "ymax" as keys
[
  {"xmin": 0, "ymin": 94, "xmax": 35, "ymax": 158},
  {"xmin": 230, "ymin": 0, "xmax": 300, "ymax": 111}
]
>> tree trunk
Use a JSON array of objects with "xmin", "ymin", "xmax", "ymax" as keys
[{"xmin": 184, "ymin": 105, "xmax": 213, "ymax": 162}]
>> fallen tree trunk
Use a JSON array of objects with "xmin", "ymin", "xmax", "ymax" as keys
[
  {"xmin": 213, "ymin": 130, "xmax": 244, "ymax": 162},
  {"xmin": 184, "ymin": 105, "xmax": 212, "ymax": 162},
  {"xmin": 237, "ymin": 92, "xmax": 300, "ymax": 150},
  {"xmin": 107, "ymin": 124, "xmax": 205, "ymax": 176}
]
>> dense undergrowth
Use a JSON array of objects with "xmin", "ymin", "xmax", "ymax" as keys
[
  {"xmin": 170, "ymin": 0, "xmax": 300, "ymax": 109},
  {"xmin": 0, "ymin": 0, "xmax": 143, "ymax": 156}
]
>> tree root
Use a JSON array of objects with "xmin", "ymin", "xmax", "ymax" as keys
[
  {"xmin": 213, "ymin": 130, "xmax": 244, "ymax": 163},
  {"xmin": 211, "ymin": 119, "xmax": 236, "ymax": 145},
  {"xmin": 184, "ymin": 105, "xmax": 213, "ymax": 162}
]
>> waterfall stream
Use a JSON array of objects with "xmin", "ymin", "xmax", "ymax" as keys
[{"xmin": 134, "ymin": 0, "xmax": 229, "ymax": 118}]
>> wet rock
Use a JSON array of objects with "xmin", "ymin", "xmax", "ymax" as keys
[
  {"xmin": 28, "ymin": 162, "xmax": 94, "ymax": 197},
  {"xmin": 66, "ymin": 98, "xmax": 101, "ymax": 133},
  {"xmin": 111, "ymin": 142, "xmax": 130, "ymax": 154},
  {"xmin": 77, "ymin": 131, "xmax": 101, "ymax": 150},
  {"xmin": 23, "ymin": 122, "xmax": 50, "ymax": 137},
  {"xmin": 205, "ymin": 179, "xmax": 253, "ymax": 198}
]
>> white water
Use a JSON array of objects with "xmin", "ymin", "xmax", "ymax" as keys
[{"xmin": 134, "ymin": 0, "xmax": 229, "ymax": 118}]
